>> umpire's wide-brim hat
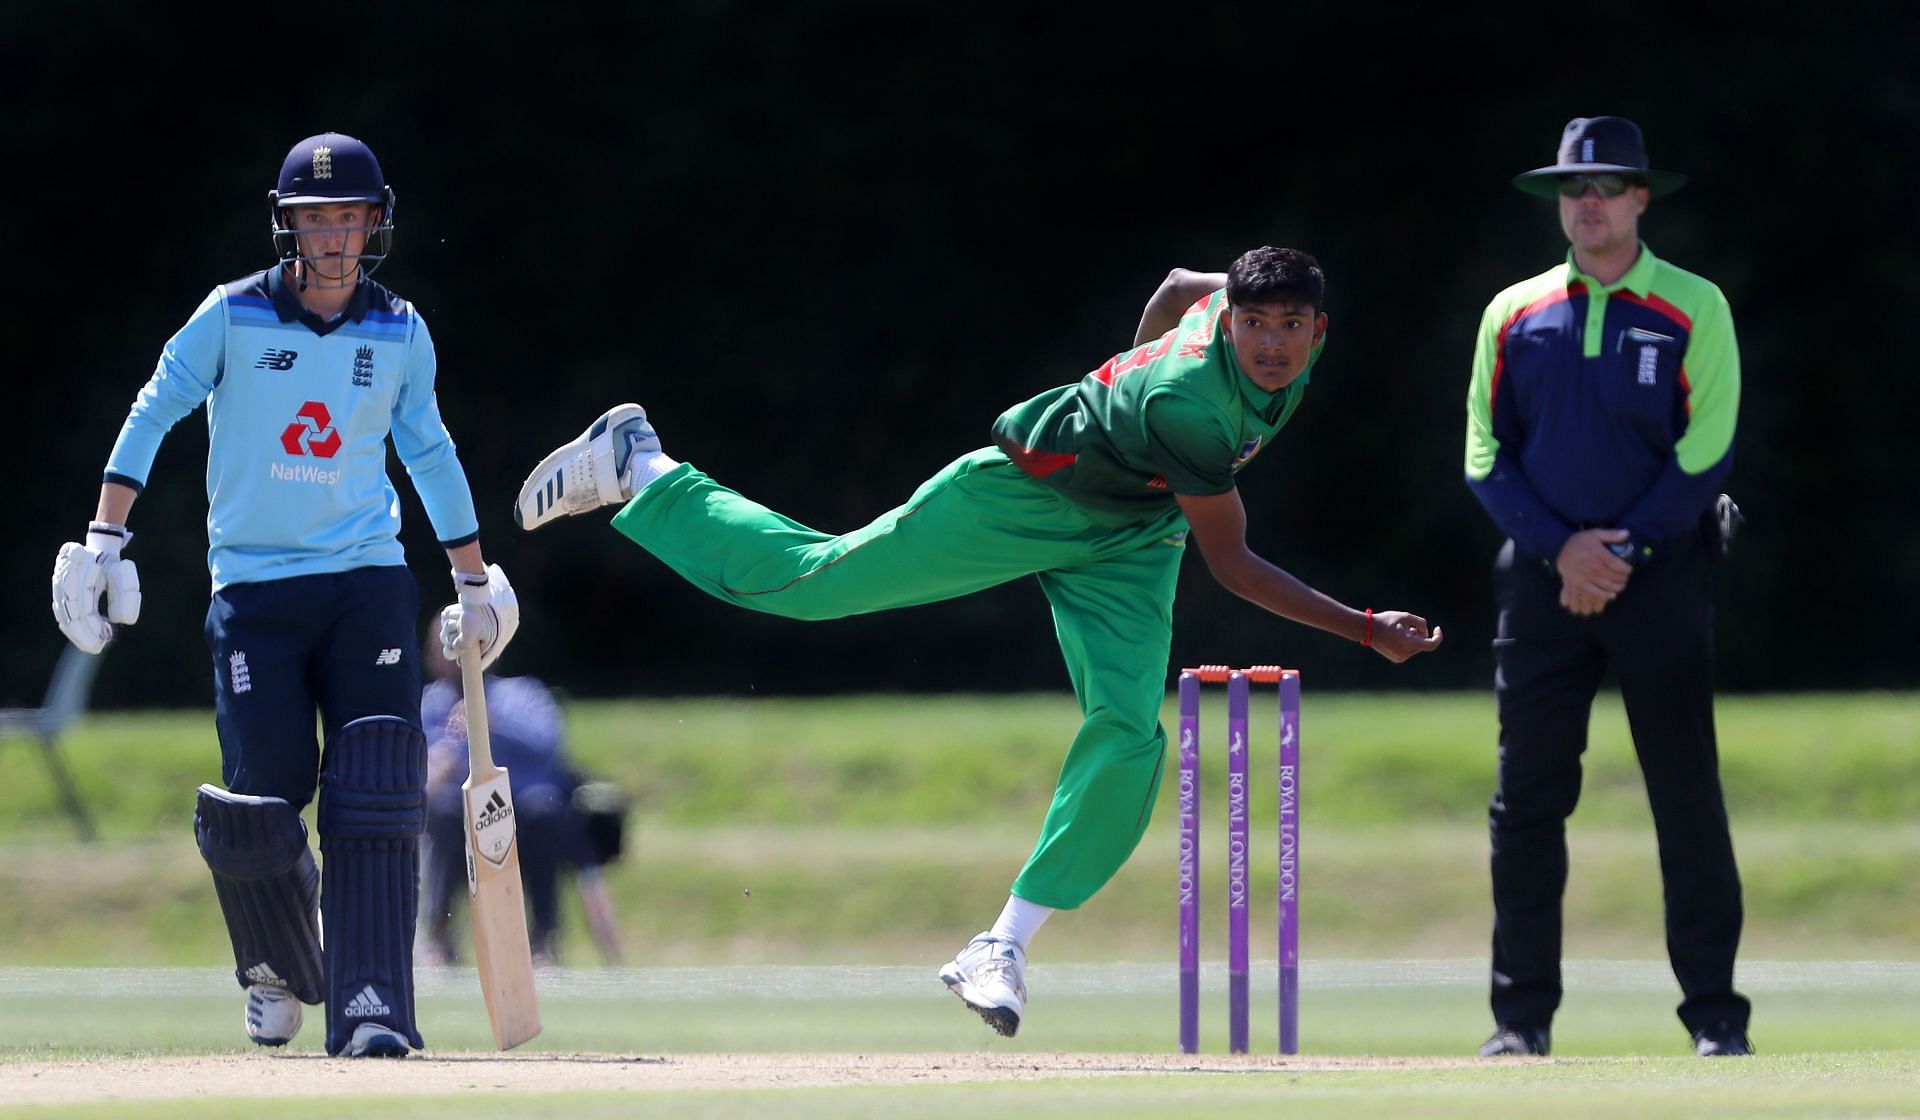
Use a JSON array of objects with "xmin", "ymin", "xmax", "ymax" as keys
[{"xmin": 1513, "ymin": 116, "xmax": 1687, "ymax": 198}]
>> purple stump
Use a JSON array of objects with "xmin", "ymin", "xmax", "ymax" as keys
[
  {"xmin": 1277, "ymin": 670, "xmax": 1302, "ymax": 1055},
  {"xmin": 1226, "ymin": 672, "xmax": 1251, "ymax": 1054},
  {"xmin": 1177, "ymin": 671, "xmax": 1201, "ymax": 1054}
]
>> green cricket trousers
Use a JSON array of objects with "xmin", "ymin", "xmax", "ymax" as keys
[{"xmin": 610, "ymin": 447, "xmax": 1188, "ymax": 909}]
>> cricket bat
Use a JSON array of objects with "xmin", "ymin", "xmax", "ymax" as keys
[{"xmin": 458, "ymin": 645, "xmax": 543, "ymax": 1049}]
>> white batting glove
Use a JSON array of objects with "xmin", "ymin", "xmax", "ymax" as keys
[
  {"xmin": 439, "ymin": 563, "xmax": 519, "ymax": 670},
  {"xmin": 51, "ymin": 522, "xmax": 143, "ymax": 654}
]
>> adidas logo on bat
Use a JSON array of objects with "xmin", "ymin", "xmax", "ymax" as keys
[{"xmin": 475, "ymin": 789, "xmax": 514, "ymax": 831}]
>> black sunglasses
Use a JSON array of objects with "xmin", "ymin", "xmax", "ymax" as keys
[{"xmin": 1558, "ymin": 173, "xmax": 1641, "ymax": 199}]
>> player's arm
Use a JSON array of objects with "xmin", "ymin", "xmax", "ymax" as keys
[
  {"xmin": 51, "ymin": 284, "xmax": 227, "ymax": 657},
  {"xmin": 51, "ymin": 284, "xmax": 224, "ymax": 657},
  {"xmin": 95, "ymin": 481, "xmax": 138, "ymax": 525},
  {"xmin": 1464, "ymin": 297, "xmax": 1629, "ymax": 616},
  {"xmin": 1175, "ymin": 488, "xmax": 1442, "ymax": 663},
  {"xmin": 1616, "ymin": 282, "xmax": 1740, "ymax": 548},
  {"xmin": 383, "ymin": 312, "xmax": 521, "ymax": 670},
  {"xmin": 447, "ymin": 541, "xmax": 486, "ymax": 573},
  {"xmin": 1134, "ymin": 269, "xmax": 1228, "ymax": 346}
]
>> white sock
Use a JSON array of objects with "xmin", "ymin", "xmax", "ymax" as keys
[
  {"xmin": 622, "ymin": 451, "xmax": 681, "ymax": 497},
  {"xmin": 989, "ymin": 895, "xmax": 1053, "ymax": 950}
]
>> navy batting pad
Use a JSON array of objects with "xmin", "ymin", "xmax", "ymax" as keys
[
  {"xmin": 195, "ymin": 785, "xmax": 326, "ymax": 1004},
  {"xmin": 318, "ymin": 715, "xmax": 427, "ymax": 1055}
]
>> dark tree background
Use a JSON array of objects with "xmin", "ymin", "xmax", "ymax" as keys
[{"xmin": 4, "ymin": 3, "xmax": 1914, "ymax": 708}]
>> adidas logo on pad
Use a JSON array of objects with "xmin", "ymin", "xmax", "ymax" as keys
[
  {"xmin": 245, "ymin": 963, "xmax": 284, "ymax": 985},
  {"xmin": 344, "ymin": 985, "xmax": 392, "ymax": 1019}
]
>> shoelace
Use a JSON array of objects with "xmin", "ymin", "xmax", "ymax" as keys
[{"xmin": 562, "ymin": 454, "xmax": 602, "ymax": 512}]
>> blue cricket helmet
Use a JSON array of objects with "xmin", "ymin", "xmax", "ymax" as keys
[{"xmin": 268, "ymin": 132, "xmax": 397, "ymax": 278}]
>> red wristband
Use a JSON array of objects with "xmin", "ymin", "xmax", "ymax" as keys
[{"xmin": 1362, "ymin": 608, "xmax": 1373, "ymax": 647}]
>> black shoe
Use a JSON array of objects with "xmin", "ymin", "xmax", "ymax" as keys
[
  {"xmin": 1478, "ymin": 1024, "xmax": 1550, "ymax": 1056},
  {"xmin": 1692, "ymin": 1021, "xmax": 1753, "ymax": 1057}
]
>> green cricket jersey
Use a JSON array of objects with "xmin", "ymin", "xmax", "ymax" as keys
[
  {"xmin": 991, "ymin": 290, "xmax": 1320, "ymax": 524},
  {"xmin": 611, "ymin": 287, "xmax": 1324, "ymax": 910}
]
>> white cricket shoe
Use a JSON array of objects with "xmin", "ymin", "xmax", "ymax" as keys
[
  {"xmin": 939, "ymin": 932, "xmax": 1027, "ymax": 1037},
  {"xmin": 342, "ymin": 1022, "xmax": 412, "ymax": 1058},
  {"xmin": 244, "ymin": 982, "xmax": 302, "ymax": 1047},
  {"xmin": 514, "ymin": 403, "xmax": 662, "ymax": 531}
]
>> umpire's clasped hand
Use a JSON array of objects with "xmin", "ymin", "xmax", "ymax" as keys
[{"xmin": 1555, "ymin": 529, "xmax": 1634, "ymax": 616}]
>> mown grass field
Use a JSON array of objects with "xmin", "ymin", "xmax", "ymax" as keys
[
  {"xmin": 1, "ymin": 690, "xmax": 1916, "ymax": 1116},
  {"xmin": 3, "ymin": 690, "xmax": 1915, "ymax": 965},
  {"xmin": 6, "ymin": 964, "xmax": 1920, "ymax": 1118}
]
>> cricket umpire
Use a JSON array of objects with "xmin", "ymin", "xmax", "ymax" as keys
[{"xmin": 1463, "ymin": 116, "xmax": 1751, "ymax": 1058}]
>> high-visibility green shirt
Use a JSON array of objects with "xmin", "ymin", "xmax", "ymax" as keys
[
  {"xmin": 1463, "ymin": 243, "xmax": 1739, "ymax": 562},
  {"xmin": 992, "ymin": 290, "xmax": 1320, "ymax": 525}
]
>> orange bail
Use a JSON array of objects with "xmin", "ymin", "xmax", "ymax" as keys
[{"xmin": 1180, "ymin": 665, "xmax": 1293, "ymax": 683}]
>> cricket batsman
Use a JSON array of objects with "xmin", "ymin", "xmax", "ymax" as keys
[{"xmin": 51, "ymin": 132, "xmax": 518, "ymax": 1057}]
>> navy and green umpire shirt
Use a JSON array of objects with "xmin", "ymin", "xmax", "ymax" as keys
[{"xmin": 1464, "ymin": 243, "xmax": 1740, "ymax": 564}]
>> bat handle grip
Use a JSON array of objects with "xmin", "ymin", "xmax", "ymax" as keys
[{"xmin": 458, "ymin": 645, "xmax": 497, "ymax": 772}]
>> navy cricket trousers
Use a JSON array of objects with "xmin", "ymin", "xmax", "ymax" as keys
[
  {"xmin": 1487, "ymin": 532, "xmax": 1750, "ymax": 1035},
  {"xmin": 204, "ymin": 566, "xmax": 423, "ymax": 806}
]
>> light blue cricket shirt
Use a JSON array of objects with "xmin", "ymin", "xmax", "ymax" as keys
[{"xmin": 105, "ymin": 265, "xmax": 480, "ymax": 590}]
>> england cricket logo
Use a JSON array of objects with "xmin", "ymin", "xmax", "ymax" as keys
[{"xmin": 312, "ymin": 146, "xmax": 333, "ymax": 180}]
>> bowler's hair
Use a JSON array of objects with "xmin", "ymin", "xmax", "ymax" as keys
[{"xmin": 1226, "ymin": 247, "xmax": 1325, "ymax": 312}]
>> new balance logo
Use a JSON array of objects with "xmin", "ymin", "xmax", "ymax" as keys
[
  {"xmin": 374, "ymin": 648, "xmax": 402, "ymax": 666},
  {"xmin": 255, "ymin": 349, "xmax": 299, "ymax": 370},
  {"xmin": 344, "ymin": 985, "xmax": 391, "ymax": 1019}
]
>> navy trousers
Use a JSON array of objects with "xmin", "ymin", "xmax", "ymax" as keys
[
  {"xmin": 205, "ymin": 566, "xmax": 423, "ymax": 805},
  {"xmin": 1487, "ymin": 532, "xmax": 1750, "ymax": 1035}
]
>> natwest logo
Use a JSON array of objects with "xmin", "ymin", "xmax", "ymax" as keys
[{"xmin": 280, "ymin": 401, "xmax": 342, "ymax": 457}]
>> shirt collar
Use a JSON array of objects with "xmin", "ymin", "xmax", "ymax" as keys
[
  {"xmin": 1563, "ymin": 241, "xmax": 1661, "ymax": 297},
  {"xmin": 267, "ymin": 263, "xmax": 372, "ymax": 332}
]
